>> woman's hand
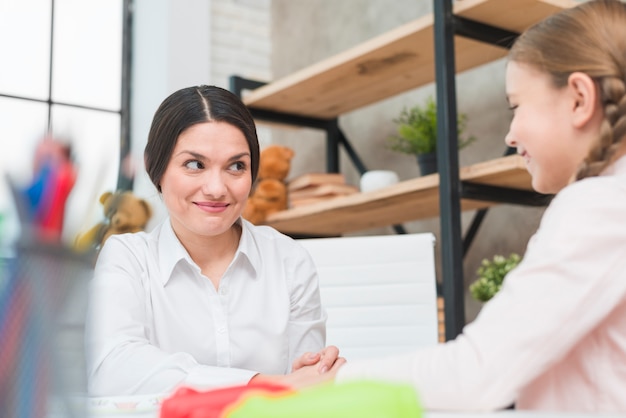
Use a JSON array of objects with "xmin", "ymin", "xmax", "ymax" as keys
[
  {"xmin": 250, "ymin": 345, "xmax": 346, "ymax": 389},
  {"xmin": 292, "ymin": 345, "xmax": 341, "ymax": 374},
  {"xmin": 250, "ymin": 346, "xmax": 346, "ymax": 389},
  {"xmin": 284, "ymin": 356, "xmax": 346, "ymax": 389}
]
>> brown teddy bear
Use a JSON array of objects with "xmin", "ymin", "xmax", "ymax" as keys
[
  {"xmin": 74, "ymin": 190, "xmax": 152, "ymax": 251},
  {"xmin": 242, "ymin": 145, "xmax": 294, "ymax": 225}
]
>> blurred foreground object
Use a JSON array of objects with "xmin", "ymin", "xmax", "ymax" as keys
[
  {"xmin": 22, "ymin": 135, "xmax": 77, "ymax": 242},
  {"xmin": 1, "ymin": 137, "xmax": 92, "ymax": 417},
  {"xmin": 160, "ymin": 380, "xmax": 422, "ymax": 418},
  {"xmin": 0, "ymin": 236, "xmax": 93, "ymax": 417}
]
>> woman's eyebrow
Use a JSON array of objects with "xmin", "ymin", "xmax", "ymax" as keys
[
  {"xmin": 174, "ymin": 150, "xmax": 206, "ymax": 160},
  {"xmin": 228, "ymin": 152, "xmax": 251, "ymax": 161}
]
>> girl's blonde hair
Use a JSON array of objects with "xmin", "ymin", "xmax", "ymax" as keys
[{"xmin": 509, "ymin": 0, "xmax": 626, "ymax": 179}]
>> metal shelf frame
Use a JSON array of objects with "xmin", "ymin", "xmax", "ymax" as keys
[{"xmin": 229, "ymin": 3, "xmax": 556, "ymax": 340}]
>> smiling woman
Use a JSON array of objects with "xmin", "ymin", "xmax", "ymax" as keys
[{"xmin": 85, "ymin": 85, "xmax": 345, "ymax": 397}]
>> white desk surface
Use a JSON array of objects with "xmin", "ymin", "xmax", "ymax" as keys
[{"xmin": 47, "ymin": 394, "xmax": 626, "ymax": 418}]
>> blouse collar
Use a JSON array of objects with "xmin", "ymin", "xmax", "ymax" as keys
[{"xmin": 157, "ymin": 217, "xmax": 259, "ymax": 286}]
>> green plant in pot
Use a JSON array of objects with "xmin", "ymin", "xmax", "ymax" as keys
[
  {"xmin": 469, "ymin": 253, "xmax": 521, "ymax": 302},
  {"xmin": 387, "ymin": 96, "xmax": 476, "ymax": 176}
]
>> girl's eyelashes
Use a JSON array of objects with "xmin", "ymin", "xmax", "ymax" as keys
[{"xmin": 508, "ymin": 104, "xmax": 519, "ymax": 112}]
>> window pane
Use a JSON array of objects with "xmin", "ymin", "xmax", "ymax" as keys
[
  {"xmin": 50, "ymin": 105, "xmax": 120, "ymax": 243},
  {"xmin": 0, "ymin": 97, "xmax": 49, "ymax": 249},
  {"xmin": 0, "ymin": 0, "xmax": 51, "ymax": 100},
  {"xmin": 52, "ymin": 0, "xmax": 123, "ymax": 111}
]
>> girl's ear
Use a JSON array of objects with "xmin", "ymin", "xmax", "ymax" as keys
[{"xmin": 568, "ymin": 71, "xmax": 600, "ymax": 129}]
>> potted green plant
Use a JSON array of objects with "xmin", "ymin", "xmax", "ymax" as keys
[
  {"xmin": 387, "ymin": 96, "xmax": 476, "ymax": 176},
  {"xmin": 469, "ymin": 253, "xmax": 521, "ymax": 302}
]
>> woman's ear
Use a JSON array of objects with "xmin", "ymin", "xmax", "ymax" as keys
[{"xmin": 568, "ymin": 71, "xmax": 600, "ymax": 129}]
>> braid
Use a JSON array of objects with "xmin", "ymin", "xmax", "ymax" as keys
[
  {"xmin": 510, "ymin": 0, "xmax": 626, "ymax": 182},
  {"xmin": 577, "ymin": 76, "xmax": 626, "ymax": 179}
]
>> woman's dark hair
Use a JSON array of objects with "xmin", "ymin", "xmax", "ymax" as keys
[{"xmin": 144, "ymin": 85, "xmax": 260, "ymax": 191}]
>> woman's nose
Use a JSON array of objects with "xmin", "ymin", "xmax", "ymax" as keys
[{"xmin": 201, "ymin": 171, "xmax": 227, "ymax": 197}]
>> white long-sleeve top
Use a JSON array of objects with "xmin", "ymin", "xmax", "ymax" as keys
[
  {"xmin": 337, "ymin": 155, "xmax": 626, "ymax": 413},
  {"xmin": 86, "ymin": 218, "xmax": 326, "ymax": 396}
]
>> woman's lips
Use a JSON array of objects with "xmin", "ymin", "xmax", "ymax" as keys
[{"xmin": 195, "ymin": 201, "xmax": 229, "ymax": 213}]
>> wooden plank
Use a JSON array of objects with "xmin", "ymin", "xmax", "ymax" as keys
[
  {"xmin": 243, "ymin": 0, "xmax": 575, "ymax": 119},
  {"xmin": 265, "ymin": 155, "xmax": 532, "ymax": 235}
]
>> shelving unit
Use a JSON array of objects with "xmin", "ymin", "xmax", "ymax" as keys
[
  {"xmin": 230, "ymin": 0, "xmax": 574, "ymax": 339},
  {"xmin": 264, "ymin": 154, "xmax": 537, "ymax": 236},
  {"xmin": 240, "ymin": 0, "xmax": 572, "ymax": 119}
]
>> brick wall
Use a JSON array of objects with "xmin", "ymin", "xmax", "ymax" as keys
[
  {"xmin": 210, "ymin": 0, "xmax": 273, "ymax": 146},
  {"xmin": 210, "ymin": 0, "xmax": 271, "ymax": 88}
]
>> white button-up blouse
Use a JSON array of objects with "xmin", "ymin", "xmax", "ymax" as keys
[{"xmin": 86, "ymin": 218, "xmax": 326, "ymax": 396}]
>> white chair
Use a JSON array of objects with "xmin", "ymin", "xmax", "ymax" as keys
[{"xmin": 298, "ymin": 233, "xmax": 438, "ymax": 361}]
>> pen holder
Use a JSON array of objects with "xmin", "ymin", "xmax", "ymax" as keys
[{"xmin": 0, "ymin": 239, "xmax": 94, "ymax": 418}]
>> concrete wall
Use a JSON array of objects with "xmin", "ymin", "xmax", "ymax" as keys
[{"xmin": 268, "ymin": 0, "xmax": 546, "ymax": 322}]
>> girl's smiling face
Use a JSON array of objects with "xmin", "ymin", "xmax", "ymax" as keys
[
  {"xmin": 160, "ymin": 121, "xmax": 252, "ymax": 242},
  {"xmin": 505, "ymin": 61, "xmax": 596, "ymax": 194}
]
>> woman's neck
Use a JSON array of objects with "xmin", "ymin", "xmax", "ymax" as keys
[{"xmin": 176, "ymin": 222, "xmax": 242, "ymax": 288}]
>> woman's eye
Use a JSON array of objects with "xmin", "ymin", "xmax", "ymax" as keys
[
  {"xmin": 508, "ymin": 104, "xmax": 518, "ymax": 113},
  {"xmin": 185, "ymin": 160, "xmax": 203, "ymax": 170},
  {"xmin": 229, "ymin": 161, "xmax": 246, "ymax": 172}
]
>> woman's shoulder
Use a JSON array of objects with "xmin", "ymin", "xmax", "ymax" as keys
[
  {"xmin": 96, "ymin": 225, "xmax": 160, "ymax": 268},
  {"xmin": 242, "ymin": 218, "xmax": 292, "ymax": 242},
  {"xmin": 102, "ymin": 228, "xmax": 156, "ymax": 251},
  {"xmin": 241, "ymin": 219, "xmax": 310, "ymax": 256}
]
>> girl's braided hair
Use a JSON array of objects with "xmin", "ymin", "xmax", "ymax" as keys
[{"xmin": 509, "ymin": 0, "xmax": 626, "ymax": 179}]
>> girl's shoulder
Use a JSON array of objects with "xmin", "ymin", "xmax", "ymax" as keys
[{"xmin": 557, "ymin": 173, "xmax": 626, "ymax": 206}]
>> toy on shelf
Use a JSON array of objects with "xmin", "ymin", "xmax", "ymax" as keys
[
  {"xmin": 242, "ymin": 145, "xmax": 294, "ymax": 225},
  {"xmin": 74, "ymin": 190, "xmax": 152, "ymax": 252}
]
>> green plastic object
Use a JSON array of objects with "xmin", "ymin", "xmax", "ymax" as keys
[{"xmin": 226, "ymin": 380, "xmax": 422, "ymax": 418}]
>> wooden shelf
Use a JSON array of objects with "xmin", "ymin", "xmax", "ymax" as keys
[
  {"xmin": 267, "ymin": 154, "xmax": 531, "ymax": 235},
  {"xmin": 243, "ymin": 0, "xmax": 575, "ymax": 119},
  {"xmin": 240, "ymin": 0, "xmax": 574, "ymax": 237}
]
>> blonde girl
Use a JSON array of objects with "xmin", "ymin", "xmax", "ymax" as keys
[{"xmin": 290, "ymin": 0, "xmax": 626, "ymax": 413}]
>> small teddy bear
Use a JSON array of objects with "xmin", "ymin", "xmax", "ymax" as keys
[
  {"xmin": 242, "ymin": 145, "xmax": 294, "ymax": 225},
  {"xmin": 74, "ymin": 190, "xmax": 152, "ymax": 251}
]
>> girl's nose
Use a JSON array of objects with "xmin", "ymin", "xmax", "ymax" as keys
[{"xmin": 504, "ymin": 130, "xmax": 517, "ymax": 148}]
